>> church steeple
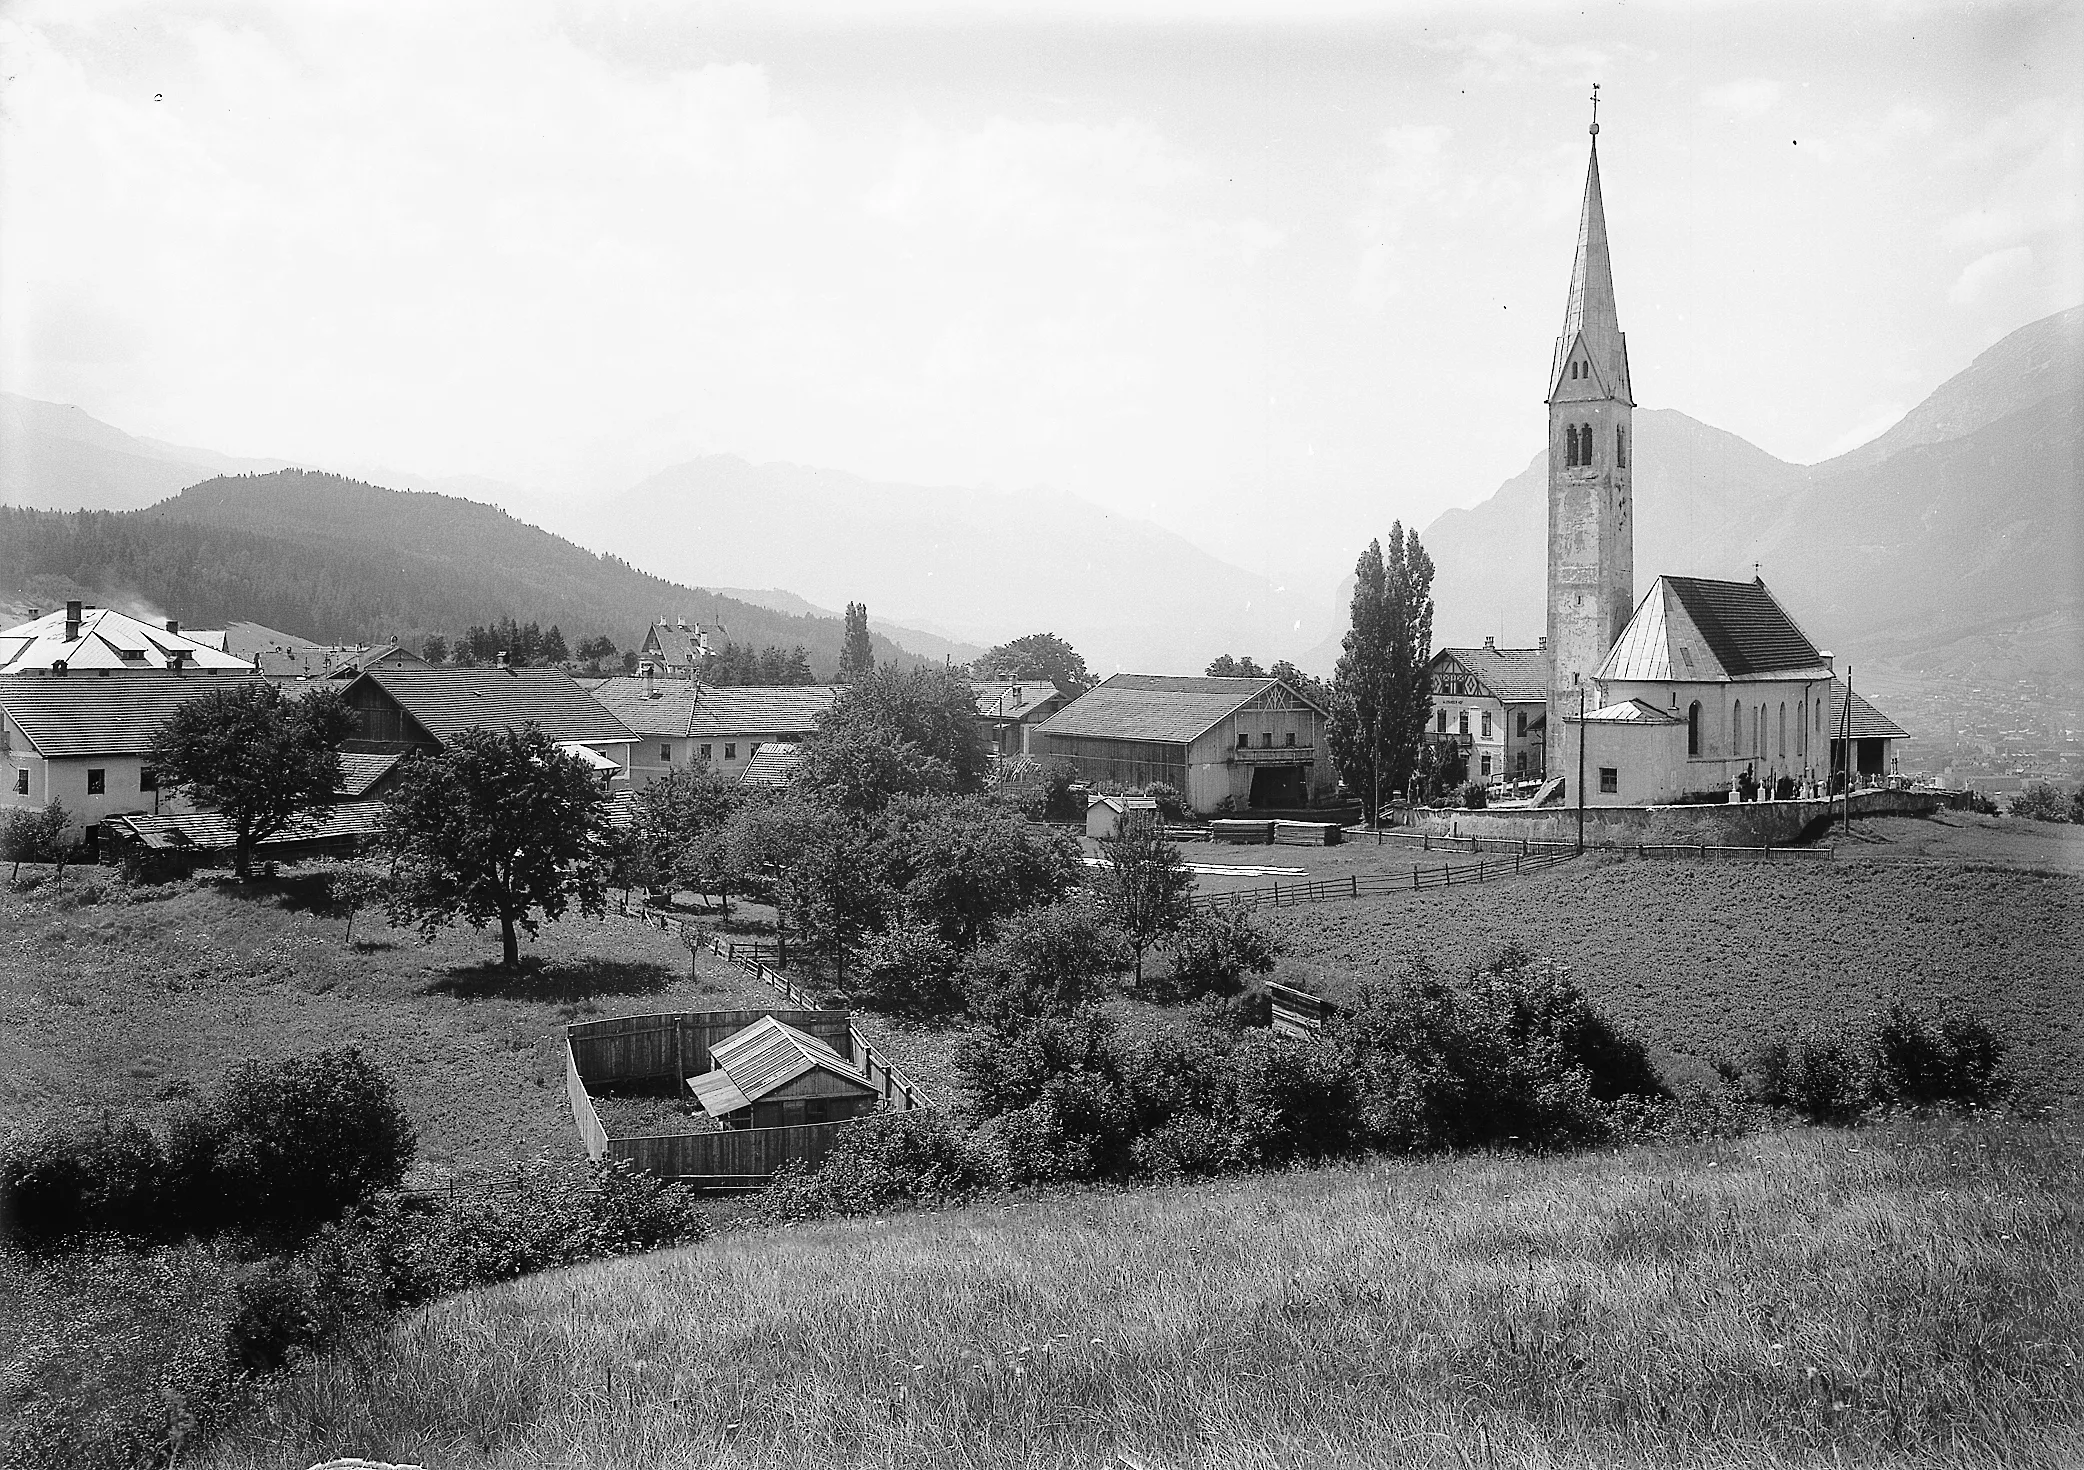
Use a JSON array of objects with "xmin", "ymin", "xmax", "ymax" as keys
[
  {"xmin": 1544, "ymin": 85, "xmax": 1636, "ymax": 761},
  {"xmin": 1548, "ymin": 92, "xmax": 1633, "ymax": 405}
]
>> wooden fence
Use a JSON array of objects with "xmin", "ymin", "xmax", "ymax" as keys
[
  {"xmin": 1364, "ymin": 832, "xmax": 1833, "ymax": 861},
  {"xmin": 605, "ymin": 1118, "xmax": 857, "ymax": 1186},
  {"xmin": 1193, "ymin": 846, "xmax": 1581, "ymax": 913}
]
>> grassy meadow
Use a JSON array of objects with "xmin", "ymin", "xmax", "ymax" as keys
[
  {"xmin": 1250, "ymin": 814, "xmax": 2084, "ymax": 1106},
  {"xmin": 192, "ymin": 1115, "xmax": 2084, "ymax": 1470},
  {"xmin": 0, "ymin": 869, "xmax": 958, "ymax": 1179}
]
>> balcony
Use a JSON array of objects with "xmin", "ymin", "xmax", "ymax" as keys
[{"xmin": 1229, "ymin": 744, "xmax": 1317, "ymax": 765}]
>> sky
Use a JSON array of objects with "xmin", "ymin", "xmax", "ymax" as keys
[{"xmin": 2, "ymin": 0, "xmax": 2078, "ymax": 596}]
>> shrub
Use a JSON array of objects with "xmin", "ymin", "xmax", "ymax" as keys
[
  {"xmin": 189, "ymin": 1047, "xmax": 416, "ymax": 1238},
  {"xmin": 2009, "ymin": 782, "xmax": 2072, "ymax": 823},
  {"xmin": 1460, "ymin": 780, "xmax": 1488, "ymax": 809},
  {"xmin": 1154, "ymin": 903, "xmax": 1283, "ymax": 1004},
  {"xmin": 0, "ymin": 1118, "xmax": 169, "ymax": 1245},
  {"xmin": 755, "ymin": 1113, "xmax": 988, "ymax": 1222},
  {"xmin": 1, "ymin": 800, "xmax": 69, "ymax": 879},
  {"xmin": 1867, "ymin": 1000, "xmax": 2007, "ymax": 1109},
  {"xmin": 1141, "ymin": 781, "xmax": 1187, "ymax": 823},
  {"xmin": 1749, "ymin": 1030, "xmax": 1867, "ymax": 1124},
  {"xmin": 852, "ymin": 923, "xmax": 962, "ymax": 1017},
  {"xmin": 961, "ymin": 892, "xmax": 1128, "ymax": 1030}
]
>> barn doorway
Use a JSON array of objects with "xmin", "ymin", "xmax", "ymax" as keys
[{"xmin": 1247, "ymin": 764, "xmax": 1307, "ymax": 808}]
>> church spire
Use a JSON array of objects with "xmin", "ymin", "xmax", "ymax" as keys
[{"xmin": 1549, "ymin": 85, "xmax": 1632, "ymax": 404}]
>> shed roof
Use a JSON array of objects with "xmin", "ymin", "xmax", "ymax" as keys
[
  {"xmin": 336, "ymin": 751, "xmax": 404, "ymax": 798},
  {"xmin": 1825, "ymin": 679, "xmax": 1909, "ymax": 741},
  {"xmin": 0, "ymin": 669, "xmax": 267, "ymax": 758},
  {"xmin": 738, "ymin": 742, "xmax": 803, "ymax": 788},
  {"xmin": 1598, "ymin": 576, "xmax": 1830, "ymax": 684},
  {"xmin": 1036, "ymin": 673, "xmax": 1317, "ymax": 745},
  {"xmin": 349, "ymin": 666, "xmax": 638, "ymax": 749},
  {"xmin": 108, "ymin": 799, "xmax": 387, "ymax": 852},
  {"xmin": 1432, "ymin": 645, "xmax": 1550, "ymax": 702},
  {"xmin": 687, "ymin": 1015, "xmax": 877, "ymax": 1119}
]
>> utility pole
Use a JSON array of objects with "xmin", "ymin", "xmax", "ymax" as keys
[
  {"xmin": 1575, "ymin": 686, "xmax": 1587, "ymax": 855},
  {"xmin": 1840, "ymin": 664, "xmax": 1854, "ymax": 835}
]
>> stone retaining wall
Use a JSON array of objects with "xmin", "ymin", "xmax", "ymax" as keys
[{"xmin": 1404, "ymin": 788, "xmax": 1944, "ymax": 847}]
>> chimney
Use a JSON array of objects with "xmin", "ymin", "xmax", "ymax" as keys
[
  {"xmin": 497, "ymin": 649, "xmax": 509, "ymax": 669},
  {"xmin": 1483, "ymin": 635, "xmax": 1496, "ymax": 652},
  {"xmin": 165, "ymin": 618, "xmax": 179, "ymax": 637},
  {"xmin": 1537, "ymin": 635, "xmax": 1548, "ymax": 652},
  {"xmin": 26, "ymin": 608, "xmax": 38, "ymax": 620},
  {"xmin": 64, "ymin": 600, "xmax": 82, "ymax": 641}
]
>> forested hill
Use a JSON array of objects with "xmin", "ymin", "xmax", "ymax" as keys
[{"xmin": 0, "ymin": 469, "xmax": 934, "ymax": 676}]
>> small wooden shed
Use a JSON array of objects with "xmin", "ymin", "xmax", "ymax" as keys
[
  {"xmin": 1086, "ymin": 793, "xmax": 1160, "ymax": 839},
  {"xmin": 687, "ymin": 1015, "xmax": 882, "ymax": 1131}
]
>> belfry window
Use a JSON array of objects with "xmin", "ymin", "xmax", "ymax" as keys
[
  {"xmin": 1616, "ymin": 427, "xmax": 1627, "ymax": 468},
  {"xmin": 1564, "ymin": 424, "xmax": 1579, "ymax": 466},
  {"xmin": 1581, "ymin": 424, "xmax": 1594, "ymax": 463}
]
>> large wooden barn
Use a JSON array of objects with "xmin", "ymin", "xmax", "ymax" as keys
[{"xmin": 1031, "ymin": 673, "xmax": 1335, "ymax": 815}]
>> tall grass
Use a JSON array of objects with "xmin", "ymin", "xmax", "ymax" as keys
[{"xmin": 196, "ymin": 1115, "xmax": 2084, "ymax": 1469}]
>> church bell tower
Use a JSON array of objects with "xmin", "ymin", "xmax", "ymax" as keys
[{"xmin": 1545, "ymin": 89, "xmax": 1635, "ymax": 746}]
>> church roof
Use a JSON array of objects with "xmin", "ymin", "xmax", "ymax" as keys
[
  {"xmin": 1825, "ymin": 679, "xmax": 1908, "ymax": 741},
  {"xmin": 1549, "ymin": 138, "xmax": 1633, "ymax": 405},
  {"xmin": 1567, "ymin": 698, "xmax": 1684, "ymax": 725},
  {"xmin": 1598, "ymin": 576, "xmax": 1831, "ymax": 684}
]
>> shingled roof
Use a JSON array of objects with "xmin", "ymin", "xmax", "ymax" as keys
[
  {"xmin": 350, "ymin": 666, "xmax": 638, "ymax": 748},
  {"xmin": 1433, "ymin": 645, "xmax": 1550, "ymax": 702},
  {"xmin": 1824, "ymin": 679, "xmax": 1908, "ymax": 741},
  {"xmin": 1599, "ymin": 576, "xmax": 1831, "ymax": 684},
  {"xmin": 0, "ymin": 669, "xmax": 266, "ymax": 758},
  {"xmin": 1035, "ymin": 674, "xmax": 1316, "ymax": 746},
  {"xmin": 585, "ymin": 677, "xmax": 701, "ymax": 737},
  {"xmin": 687, "ymin": 1014, "xmax": 877, "ymax": 1119},
  {"xmin": 109, "ymin": 800, "xmax": 387, "ymax": 852},
  {"xmin": 684, "ymin": 685, "xmax": 837, "ymax": 739}
]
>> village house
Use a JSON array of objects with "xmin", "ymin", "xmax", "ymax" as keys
[
  {"xmin": 336, "ymin": 662, "xmax": 640, "ymax": 777},
  {"xmin": 0, "ymin": 602, "xmax": 256, "ymax": 677},
  {"xmin": 1425, "ymin": 639, "xmax": 1549, "ymax": 786},
  {"xmin": 972, "ymin": 679, "xmax": 1073, "ymax": 758},
  {"xmin": 584, "ymin": 677, "xmax": 837, "ymax": 786},
  {"xmin": 635, "ymin": 619, "xmax": 706, "ymax": 678},
  {"xmin": 1032, "ymin": 674, "xmax": 1335, "ymax": 815}
]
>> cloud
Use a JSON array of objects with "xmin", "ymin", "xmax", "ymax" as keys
[
  {"xmin": 1947, "ymin": 246, "xmax": 2034, "ymax": 305},
  {"xmin": 1699, "ymin": 78, "xmax": 1783, "ymax": 118},
  {"xmin": 1420, "ymin": 31, "xmax": 1620, "ymax": 86}
]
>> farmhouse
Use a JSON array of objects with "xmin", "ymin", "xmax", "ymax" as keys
[
  {"xmin": 972, "ymin": 679, "xmax": 1073, "ymax": 758},
  {"xmin": 0, "ymin": 667, "xmax": 267, "ymax": 846},
  {"xmin": 0, "ymin": 602, "xmax": 256, "ymax": 676},
  {"xmin": 337, "ymin": 663, "xmax": 639, "ymax": 777},
  {"xmin": 1033, "ymin": 674, "xmax": 1334, "ymax": 815},
  {"xmin": 687, "ymin": 1014, "xmax": 883, "ymax": 1131},
  {"xmin": 586, "ymin": 678, "xmax": 836, "ymax": 785},
  {"xmin": 1426, "ymin": 639, "xmax": 1549, "ymax": 785}
]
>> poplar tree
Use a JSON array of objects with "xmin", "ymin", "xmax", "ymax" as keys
[
  {"xmin": 1328, "ymin": 524, "xmax": 1435, "ymax": 817},
  {"xmin": 839, "ymin": 601, "xmax": 874, "ymax": 682}
]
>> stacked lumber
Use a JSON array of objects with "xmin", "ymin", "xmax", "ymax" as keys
[
  {"xmin": 1273, "ymin": 820, "xmax": 1342, "ymax": 846},
  {"xmin": 1209, "ymin": 819, "xmax": 1274, "ymax": 844}
]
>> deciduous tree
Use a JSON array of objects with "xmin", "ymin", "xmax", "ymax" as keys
[
  {"xmin": 839, "ymin": 601, "xmax": 875, "ymax": 683},
  {"xmin": 979, "ymin": 632, "xmax": 1093, "ymax": 691},
  {"xmin": 1092, "ymin": 815, "xmax": 1196, "ymax": 989},
  {"xmin": 378, "ymin": 724, "xmax": 610, "ymax": 968},
  {"xmin": 148, "ymin": 683, "xmax": 357, "ymax": 877},
  {"xmin": 1327, "ymin": 525, "xmax": 1435, "ymax": 818}
]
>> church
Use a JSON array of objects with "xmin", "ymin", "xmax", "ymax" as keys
[{"xmin": 1533, "ymin": 99, "xmax": 1894, "ymax": 806}]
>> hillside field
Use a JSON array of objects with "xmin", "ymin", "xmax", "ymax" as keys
[
  {"xmin": 1240, "ymin": 814, "xmax": 2084, "ymax": 1106},
  {"xmin": 191, "ymin": 1116, "xmax": 2083, "ymax": 1470},
  {"xmin": 0, "ymin": 872, "xmax": 958, "ymax": 1179}
]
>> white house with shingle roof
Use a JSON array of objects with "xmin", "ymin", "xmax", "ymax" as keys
[
  {"xmin": 0, "ymin": 602, "xmax": 256, "ymax": 677},
  {"xmin": 584, "ymin": 678, "xmax": 837, "ymax": 786},
  {"xmin": 1427, "ymin": 639, "xmax": 1551, "ymax": 785},
  {"xmin": 1033, "ymin": 674, "xmax": 1333, "ymax": 815}
]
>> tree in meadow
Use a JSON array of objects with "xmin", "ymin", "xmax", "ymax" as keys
[
  {"xmin": 1327, "ymin": 524, "xmax": 1435, "ymax": 818},
  {"xmin": 1092, "ymin": 814, "xmax": 1196, "ymax": 990},
  {"xmin": 839, "ymin": 601, "xmax": 875, "ymax": 683}
]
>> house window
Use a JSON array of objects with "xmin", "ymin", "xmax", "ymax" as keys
[
  {"xmin": 1284, "ymin": 732, "xmax": 1296, "ymax": 747},
  {"xmin": 87, "ymin": 768, "xmax": 106, "ymax": 795},
  {"xmin": 1687, "ymin": 701, "xmax": 1701, "ymax": 757},
  {"xmin": 1237, "ymin": 732, "xmax": 1249, "ymax": 748},
  {"xmin": 1515, "ymin": 751, "xmax": 1528, "ymax": 775},
  {"xmin": 1436, "ymin": 710, "xmax": 1447, "ymax": 734},
  {"xmin": 699, "ymin": 744, "xmax": 712, "ymax": 760},
  {"xmin": 1458, "ymin": 712, "xmax": 1469, "ymax": 737},
  {"xmin": 12, "ymin": 770, "xmax": 25, "ymax": 795},
  {"xmin": 1516, "ymin": 711, "xmax": 1528, "ymax": 737},
  {"xmin": 724, "ymin": 743, "xmax": 737, "ymax": 761},
  {"xmin": 660, "ymin": 744, "xmax": 673, "ymax": 763},
  {"xmin": 1481, "ymin": 712, "xmax": 1492, "ymax": 739},
  {"xmin": 139, "ymin": 767, "xmax": 158, "ymax": 792},
  {"xmin": 1260, "ymin": 732, "xmax": 1273, "ymax": 748},
  {"xmin": 1481, "ymin": 754, "xmax": 1492, "ymax": 778},
  {"xmin": 1599, "ymin": 767, "xmax": 1618, "ymax": 794}
]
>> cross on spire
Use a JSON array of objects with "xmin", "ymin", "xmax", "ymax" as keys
[{"xmin": 1590, "ymin": 82, "xmax": 1601, "ymax": 137}]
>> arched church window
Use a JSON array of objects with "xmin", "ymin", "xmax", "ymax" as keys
[
  {"xmin": 1687, "ymin": 701, "xmax": 1701, "ymax": 757},
  {"xmin": 1565, "ymin": 424, "xmax": 1578, "ymax": 467},
  {"xmin": 1779, "ymin": 703, "xmax": 1787, "ymax": 758},
  {"xmin": 1732, "ymin": 701, "xmax": 1741, "ymax": 750}
]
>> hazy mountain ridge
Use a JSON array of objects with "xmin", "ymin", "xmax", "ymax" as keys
[
  {"xmin": 1314, "ymin": 307, "xmax": 2081, "ymax": 689},
  {"xmin": 0, "ymin": 471, "xmax": 942, "ymax": 678},
  {"xmin": 0, "ymin": 392, "xmax": 301, "ymax": 512}
]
